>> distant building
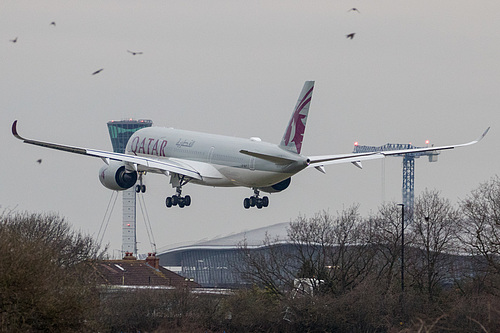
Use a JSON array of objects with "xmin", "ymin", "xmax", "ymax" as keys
[
  {"xmin": 95, "ymin": 252, "xmax": 200, "ymax": 289},
  {"xmin": 158, "ymin": 222, "xmax": 290, "ymax": 288},
  {"xmin": 157, "ymin": 221, "xmax": 486, "ymax": 290}
]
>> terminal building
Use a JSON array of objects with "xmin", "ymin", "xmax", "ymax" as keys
[
  {"xmin": 157, "ymin": 220, "xmax": 482, "ymax": 290},
  {"xmin": 158, "ymin": 222, "xmax": 290, "ymax": 288}
]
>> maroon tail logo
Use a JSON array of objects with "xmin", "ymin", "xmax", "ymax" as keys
[{"xmin": 284, "ymin": 87, "xmax": 313, "ymax": 153}]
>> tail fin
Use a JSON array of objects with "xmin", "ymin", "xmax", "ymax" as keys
[{"xmin": 279, "ymin": 81, "xmax": 315, "ymax": 154}]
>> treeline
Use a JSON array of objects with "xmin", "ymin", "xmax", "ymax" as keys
[
  {"xmin": 2, "ymin": 176, "xmax": 500, "ymax": 332},
  {"xmin": 235, "ymin": 177, "xmax": 500, "ymax": 332}
]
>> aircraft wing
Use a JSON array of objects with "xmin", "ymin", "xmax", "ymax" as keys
[
  {"xmin": 307, "ymin": 127, "xmax": 490, "ymax": 169},
  {"xmin": 11, "ymin": 120, "xmax": 203, "ymax": 180}
]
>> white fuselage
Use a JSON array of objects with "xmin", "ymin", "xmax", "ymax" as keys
[{"xmin": 125, "ymin": 127, "xmax": 309, "ymax": 189}]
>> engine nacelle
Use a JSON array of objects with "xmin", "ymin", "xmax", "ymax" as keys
[
  {"xmin": 99, "ymin": 162, "xmax": 138, "ymax": 191},
  {"xmin": 259, "ymin": 177, "xmax": 291, "ymax": 193}
]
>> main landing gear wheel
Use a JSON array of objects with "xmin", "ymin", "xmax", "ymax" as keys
[
  {"xmin": 243, "ymin": 189, "xmax": 269, "ymax": 209},
  {"xmin": 165, "ymin": 185, "xmax": 191, "ymax": 209},
  {"xmin": 165, "ymin": 175, "xmax": 192, "ymax": 208},
  {"xmin": 166, "ymin": 195, "xmax": 191, "ymax": 208}
]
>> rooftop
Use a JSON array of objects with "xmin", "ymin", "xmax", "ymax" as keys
[
  {"xmin": 158, "ymin": 222, "xmax": 290, "ymax": 254},
  {"xmin": 95, "ymin": 252, "xmax": 200, "ymax": 288}
]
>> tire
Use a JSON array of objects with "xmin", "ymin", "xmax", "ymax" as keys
[
  {"xmin": 166, "ymin": 197, "xmax": 172, "ymax": 208},
  {"xmin": 243, "ymin": 198, "xmax": 250, "ymax": 209},
  {"xmin": 184, "ymin": 195, "xmax": 191, "ymax": 206},
  {"xmin": 141, "ymin": 185, "xmax": 146, "ymax": 193},
  {"xmin": 250, "ymin": 197, "xmax": 257, "ymax": 207},
  {"xmin": 172, "ymin": 195, "xmax": 179, "ymax": 206},
  {"xmin": 179, "ymin": 198, "xmax": 185, "ymax": 208},
  {"xmin": 262, "ymin": 196, "xmax": 269, "ymax": 207},
  {"xmin": 256, "ymin": 200, "xmax": 263, "ymax": 209},
  {"xmin": 135, "ymin": 185, "xmax": 141, "ymax": 193}
]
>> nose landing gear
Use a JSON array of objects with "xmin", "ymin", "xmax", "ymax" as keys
[
  {"xmin": 135, "ymin": 172, "xmax": 146, "ymax": 193},
  {"xmin": 243, "ymin": 189, "xmax": 269, "ymax": 209}
]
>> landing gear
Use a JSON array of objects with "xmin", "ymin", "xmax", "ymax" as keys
[
  {"xmin": 165, "ymin": 174, "xmax": 192, "ymax": 208},
  {"xmin": 135, "ymin": 172, "xmax": 146, "ymax": 193},
  {"xmin": 243, "ymin": 189, "xmax": 269, "ymax": 209},
  {"xmin": 166, "ymin": 194, "xmax": 191, "ymax": 208},
  {"xmin": 135, "ymin": 184, "xmax": 146, "ymax": 193}
]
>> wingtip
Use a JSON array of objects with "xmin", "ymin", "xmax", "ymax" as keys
[
  {"xmin": 12, "ymin": 120, "xmax": 18, "ymax": 136},
  {"xmin": 483, "ymin": 127, "xmax": 490, "ymax": 137},
  {"xmin": 12, "ymin": 120, "xmax": 24, "ymax": 140},
  {"xmin": 478, "ymin": 127, "xmax": 490, "ymax": 141}
]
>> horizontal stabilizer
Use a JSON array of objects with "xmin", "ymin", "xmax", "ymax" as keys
[{"xmin": 239, "ymin": 150, "xmax": 296, "ymax": 164}]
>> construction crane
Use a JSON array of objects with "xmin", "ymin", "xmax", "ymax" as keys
[{"xmin": 353, "ymin": 141, "xmax": 439, "ymax": 220}]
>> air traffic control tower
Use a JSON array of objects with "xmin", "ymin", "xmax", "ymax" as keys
[{"xmin": 107, "ymin": 119, "xmax": 153, "ymax": 255}]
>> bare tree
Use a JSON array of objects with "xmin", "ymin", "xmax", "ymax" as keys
[
  {"xmin": 317, "ymin": 206, "xmax": 376, "ymax": 295},
  {"xmin": 237, "ymin": 233, "xmax": 299, "ymax": 296},
  {"xmin": 239, "ymin": 207, "xmax": 377, "ymax": 297},
  {"xmin": 366, "ymin": 201, "xmax": 406, "ymax": 291},
  {"xmin": 460, "ymin": 176, "xmax": 500, "ymax": 275},
  {"xmin": 406, "ymin": 189, "xmax": 461, "ymax": 299},
  {"xmin": 0, "ymin": 211, "xmax": 102, "ymax": 332}
]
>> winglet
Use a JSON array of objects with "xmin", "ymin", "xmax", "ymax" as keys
[
  {"xmin": 458, "ymin": 126, "xmax": 490, "ymax": 148},
  {"xmin": 478, "ymin": 127, "xmax": 490, "ymax": 142},
  {"xmin": 12, "ymin": 120, "xmax": 24, "ymax": 141}
]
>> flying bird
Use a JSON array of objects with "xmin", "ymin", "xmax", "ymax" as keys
[
  {"xmin": 348, "ymin": 8, "xmax": 360, "ymax": 13},
  {"xmin": 36, "ymin": 159, "xmax": 42, "ymax": 164},
  {"xmin": 127, "ymin": 50, "xmax": 143, "ymax": 55},
  {"xmin": 50, "ymin": 21, "xmax": 56, "ymax": 26},
  {"xmin": 346, "ymin": 33, "xmax": 356, "ymax": 39},
  {"xmin": 92, "ymin": 68, "xmax": 104, "ymax": 75},
  {"xmin": 9, "ymin": 37, "xmax": 18, "ymax": 43}
]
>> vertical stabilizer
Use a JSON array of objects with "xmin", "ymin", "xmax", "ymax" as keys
[{"xmin": 279, "ymin": 81, "xmax": 315, "ymax": 154}]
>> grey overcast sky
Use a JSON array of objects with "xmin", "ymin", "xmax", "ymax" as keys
[{"xmin": 2, "ymin": 0, "xmax": 499, "ymax": 256}]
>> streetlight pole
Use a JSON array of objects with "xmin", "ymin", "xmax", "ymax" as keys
[
  {"xmin": 397, "ymin": 203, "xmax": 406, "ymax": 324},
  {"xmin": 397, "ymin": 203, "xmax": 405, "ymax": 293}
]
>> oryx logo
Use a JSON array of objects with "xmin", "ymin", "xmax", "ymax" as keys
[{"xmin": 284, "ymin": 86, "xmax": 313, "ymax": 154}]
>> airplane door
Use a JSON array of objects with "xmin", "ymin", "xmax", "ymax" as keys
[
  {"xmin": 208, "ymin": 147, "xmax": 215, "ymax": 163},
  {"xmin": 250, "ymin": 157, "xmax": 256, "ymax": 171}
]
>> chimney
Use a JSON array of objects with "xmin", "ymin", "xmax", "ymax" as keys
[
  {"xmin": 146, "ymin": 252, "xmax": 160, "ymax": 269},
  {"xmin": 123, "ymin": 252, "xmax": 137, "ymax": 260}
]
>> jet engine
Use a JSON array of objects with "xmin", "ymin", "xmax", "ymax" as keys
[
  {"xmin": 98, "ymin": 161, "xmax": 138, "ymax": 191},
  {"xmin": 260, "ymin": 177, "xmax": 291, "ymax": 193}
]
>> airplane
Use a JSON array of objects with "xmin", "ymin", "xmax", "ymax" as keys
[{"xmin": 12, "ymin": 81, "xmax": 489, "ymax": 209}]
